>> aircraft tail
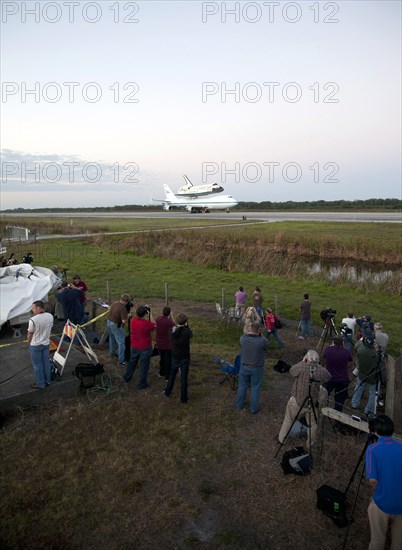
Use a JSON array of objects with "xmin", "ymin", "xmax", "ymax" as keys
[{"xmin": 163, "ymin": 184, "xmax": 177, "ymax": 201}]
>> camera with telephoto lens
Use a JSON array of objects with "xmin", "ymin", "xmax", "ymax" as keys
[
  {"xmin": 144, "ymin": 305, "xmax": 151, "ymax": 313},
  {"xmin": 341, "ymin": 323, "xmax": 353, "ymax": 336},
  {"xmin": 320, "ymin": 308, "xmax": 337, "ymax": 322},
  {"xmin": 125, "ymin": 300, "xmax": 134, "ymax": 313}
]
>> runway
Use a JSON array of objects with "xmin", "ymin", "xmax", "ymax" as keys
[{"xmin": 2, "ymin": 210, "xmax": 401, "ymax": 223}]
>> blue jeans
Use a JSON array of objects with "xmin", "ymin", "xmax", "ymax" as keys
[
  {"xmin": 107, "ymin": 320, "xmax": 126, "ymax": 363},
  {"xmin": 351, "ymin": 378, "xmax": 377, "ymax": 414},
  {"xmin": 165, "ymin": 357, "xmax": 190, "ymax": 403},
  {"xmin": 300, "ymin": 319, "xmax": 312, "ymax": 338},
  {"xmin": 123, "ymin": 347, "xmax": 152, "ymax": 388},
  {"xmin": 236, "ymin": 365, "xmax": 264, "ymax": 413},
  {"xmin": 266, "ymin": 328, "xmax": 285, "ymax": 349},
  {"xmin": 29, "ymin": 344, "xmax": 52, "ymax": 388}
]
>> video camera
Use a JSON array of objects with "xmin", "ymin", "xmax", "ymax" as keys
[{"xmin": 320, "ymin": 308, "xmax": 337, "ymax": 322}]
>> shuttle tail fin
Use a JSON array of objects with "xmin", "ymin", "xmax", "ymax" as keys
[{"xmin": 183, "ymin": 175, "xmax": 193, "ymax": 188}]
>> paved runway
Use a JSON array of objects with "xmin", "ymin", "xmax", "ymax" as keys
[{"xmin": 2, "ymin": 210, "xmax": 401, "ymax": 223}]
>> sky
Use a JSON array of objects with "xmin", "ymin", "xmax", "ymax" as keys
[{"xmin": 0, "ymin": 0, "xmax": 401, "ymax": 209}]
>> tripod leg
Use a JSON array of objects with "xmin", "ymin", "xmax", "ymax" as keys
[
  {"xmin": 317, "ymin": 324, "xmax": 329, "ymax": 352},
  {"xmin": 274, "ymin": 396, "xmax": 308, "ymax": 458},
  {"xmin": 342, "ymin": 435, "xmax": 373, "ymax": 550},
  {"xmin": 306, "ymin": 398, "xmax": 319, "ymax": 454}
]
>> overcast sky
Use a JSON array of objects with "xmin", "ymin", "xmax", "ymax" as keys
[{"xmin": 1, "ymin": 1, "xmax": 401, "ymax": 209}]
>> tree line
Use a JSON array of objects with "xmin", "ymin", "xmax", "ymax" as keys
[{"xmin": 2, "ymin": 197, "xmax": 401, "ymax": 213}]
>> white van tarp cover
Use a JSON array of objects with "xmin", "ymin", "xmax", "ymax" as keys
[{"xmin": 0, "ymin": 264, "xmax": 59, "ymax": 327}]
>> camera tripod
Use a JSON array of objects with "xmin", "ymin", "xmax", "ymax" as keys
[
  {"xmin": 341, "ymin": 430, "xmax": 378, "ymax": 550},
  {"xmin": 317, "ymin": 317, "xmax": 338, "ymax": 352},
  {"xmin": 274, "ymin": 367, "xmax": 321, "ymax": 463}
]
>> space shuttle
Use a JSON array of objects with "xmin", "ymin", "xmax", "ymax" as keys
[
  {"xmin": 157, "ymin": 184, "xmax": 238, "ymax": 213},
  {"xmin": 175, "ymin": 175, "xmax": 224, "ymax": 197}
]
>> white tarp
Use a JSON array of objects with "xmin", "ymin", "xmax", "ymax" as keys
[{"xmin": 0, "ymin": 264, "xmax": 60, "ymax": 327}]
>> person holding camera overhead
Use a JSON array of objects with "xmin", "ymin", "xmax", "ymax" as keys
[
  {"xmin": 163, "ymin": 313, "xmax": 192, "ymax": 404},
  {"xmin": 155, "ymin": 307, "xmax": 176, "ymax": 381},
  {"xmin": 123, "ymin": 305, "xmax": 156, "ymax": 389},
  {"xmin": 56, "ymin": 280, "xmax": 83, "ymax": 325}
]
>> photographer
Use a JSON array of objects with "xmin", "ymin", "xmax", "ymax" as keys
[
  {"xmin": 264, "ymin": 307, "xmax": 285, "ymax": 350},
  {"xmin": 123, "ymin": 305, "xmax": 156, "ymax": 389},
  {"xmin": 365, "ymin": 415, "xmax": 402, "ymax": 550},
  {"xmin": 163, "ymin": 313, "xmax": 192, "ymax": 404},
  {"xmin": 56, "ymin": 281, "xmax": 83, "ymax": 325},
  {"xmin": 299, "ymin": 293, "xmax": 312, "ymax": 340},
  {"xmin": 341, "ymin": 311, "xmax": 357, "ymax": 334},
  {"xmin": 341, "ymin": 322, "xmax": 355, "ymax": 352},
  {"xmin": 155, "ymin": 307, "xmax": 176, "ymax": 380},
  {"xmin": 278, "ymin": 350, "xmax": 330, "ymax": 447},
  {"xmin": 107, "ymin": 294, "xmax": 130, "ymax": 366},
  {"xmin": 356, "ymin": 314, "xmax": 374, "ymax": 339},
  {"xmin": 351, "ymin": 335, "xmax": 378, "ymax": 415},
  {"xmin": 323, "ymin": 336, "xmax": 352, "ymax": 413}
]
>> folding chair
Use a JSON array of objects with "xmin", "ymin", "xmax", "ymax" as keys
[
  {"xmin": 215, "ymin": 303, "xmax": 229, "ymax": 322},
  {"xmin": 214, "ymin": 354, "xmax": 241, "ymax": 390}
]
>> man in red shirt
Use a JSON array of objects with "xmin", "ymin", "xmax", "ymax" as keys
[
  {"xmin": 265, "ymin": 307, "xmax": 285, "ymax": 349},
  {"xmin": 72, "ymin": 274, "xmax": 88, "ymax": 323},
  {"xmin": 123, "ymin": 305, "xmax": 156, "ymax": 389},
  {"xmin": 155, "ymin": 307, "xmax": 176, "ymax": 380}
]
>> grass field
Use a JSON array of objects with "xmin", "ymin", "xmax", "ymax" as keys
[{"xmin": 2, "ymin": 217, "xmax": 401, "ymax": 354}]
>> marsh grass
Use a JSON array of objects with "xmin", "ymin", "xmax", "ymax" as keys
[{"xmin": 0, "ymin": 216, "xmax": 243, "ymax": 237}]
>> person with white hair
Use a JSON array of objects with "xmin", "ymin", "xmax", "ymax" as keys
[
  {"xmin": 278, "ymin": 349, "xmax": 330, "ymax": 447},
  {"xmin": 374, "ymin": 322, "xmax": 389, "ymax": 351},
  {"xmin": 242, "ymin": 306, "xmax": 263, "ymax": 335}
]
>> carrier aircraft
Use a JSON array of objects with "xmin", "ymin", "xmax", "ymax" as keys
[{"xmin": 156, "ymin": 184, "xmax": 238, "ymax": 213}]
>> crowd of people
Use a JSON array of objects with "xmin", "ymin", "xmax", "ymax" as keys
[
  {"xmin": 106, "ymin": 296, "xmax": 192, "ymax": 404},
  {"xmin": 0, "ymin": 251, "xmax": 34, "ymax": 267}
]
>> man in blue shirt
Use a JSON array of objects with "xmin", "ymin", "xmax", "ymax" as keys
[
  {"xmin": 365, "ymin": 415, "xmax": 402, "ymax": 549},
  {"xmin": 236, "ymin": 321, "xmax": 267, "ymax": 414}
]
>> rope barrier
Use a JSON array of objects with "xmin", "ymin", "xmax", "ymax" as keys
[{"xmin": 0, "ymin": 308, "xmax": 109, "ymax": 349}]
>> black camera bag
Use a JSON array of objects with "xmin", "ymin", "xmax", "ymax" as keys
[
  {"xmin": 74, "ymin": 362, "xmax": 104, "ymax": 389},
  {"xmin": 316, "ymin": 484, "xmax": 347, "ymax": 527},
  {"xmin": 281, "ymin": 446, "xmax": 311, "ymax": 475}
]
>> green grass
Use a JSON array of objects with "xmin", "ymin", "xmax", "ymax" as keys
[
  {"xmin": 0, "ymin": 215, "xmax": 246, "ymax": 234},
  {"xmin": 4, "ymin": 234, "xmax": 401, "ymax": 357}
]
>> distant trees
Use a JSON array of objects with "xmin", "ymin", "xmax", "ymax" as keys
[
  {"xmin": 235, "ymin": 198, "xmax": 401, "ymax": 210},
  {"xmin": 2, "ymin": 198, "xmax": 401, "ymax": 213}
]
